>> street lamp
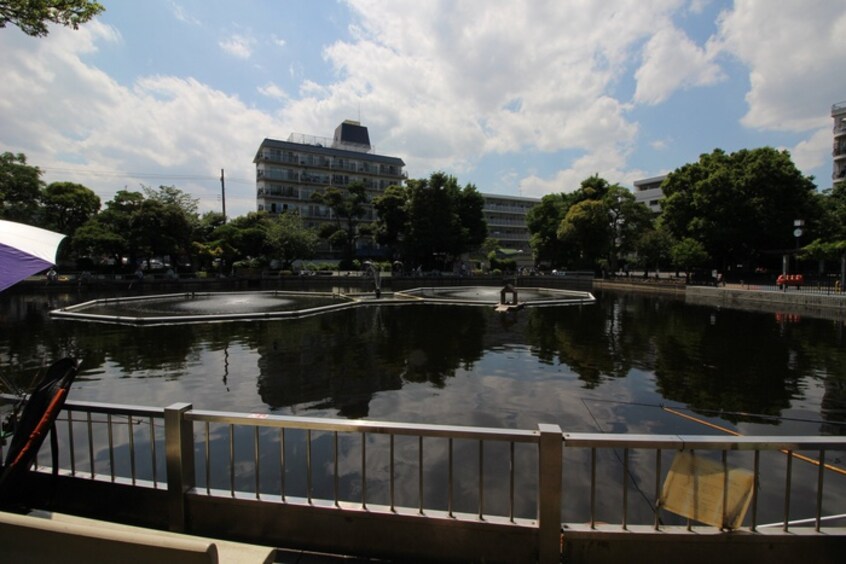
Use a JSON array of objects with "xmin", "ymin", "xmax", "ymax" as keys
[{"xmin": 793, "ymin": 219, "xmax": 804, "ymax": 273}]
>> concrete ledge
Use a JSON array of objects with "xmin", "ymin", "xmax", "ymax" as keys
[
  {"xmin": 561, "ymin": 524, "xmax": 846, "ymax": 564},
  {"xmin": 0, "ymin": 510, "xmax": 276, "ymax": 564}
]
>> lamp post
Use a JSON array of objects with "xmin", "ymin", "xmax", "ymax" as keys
[{"xmin": 793, "ymin": 219, "xmax": 804, "ymax": 274}]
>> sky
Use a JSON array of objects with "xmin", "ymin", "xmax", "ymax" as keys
[{"xmin": 1, "ymin": 0, "xmax": 844, "ymax": 219}]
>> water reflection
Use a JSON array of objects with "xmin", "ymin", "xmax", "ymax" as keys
[{"xmin": 1, "ymin": 289, "xmax": 845, "ymax": 437}]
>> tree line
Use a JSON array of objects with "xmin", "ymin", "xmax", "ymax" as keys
[
  {"xmin": 0, "ymin": 153, "xmax": 487, "ymax": 274},
  {"xmin": 3, "ymin": 146, "xmax": 845, "ymax": 279},
  {"xmin": 527, "ymin": 147, "xmax": 846, "ymax": 281}
]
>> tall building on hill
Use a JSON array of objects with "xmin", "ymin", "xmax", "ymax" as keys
[
  {"xmin": 254, "ymin": 120, "xmax": 405, "ymax": 259},
  {"xmin": 833, "ymin": 101, "xmax": 846, "ymax": 183}
]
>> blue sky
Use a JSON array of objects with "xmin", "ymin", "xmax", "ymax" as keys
[{"xmin": 1, "ymin": 0, "xmax": 844, "ymax": 217}]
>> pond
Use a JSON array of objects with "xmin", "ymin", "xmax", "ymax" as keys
[
  {"xmin": 2, "ymin": 286, "xmax": 845, "ymax": 524},
  {"xmin": 2, "ymin": 287, "xmax": 844, "ymax": 436}
]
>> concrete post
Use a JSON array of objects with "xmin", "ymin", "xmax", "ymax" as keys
[
  {"xmin": 165, "ymin": 402, "xmax": 194, "ymax": 532},
  {"xmin": 538, "ymin": 423, "xmax": 563, "ymax": 564}
]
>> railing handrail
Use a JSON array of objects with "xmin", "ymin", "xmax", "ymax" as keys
[
  {"xmin": 187, "ymin": 408, "xmax": 539, "ymax": 442},
  {"xmin": 563, "ymin": 432, "xmax": 846, "ymax": 450},
  {"xmin": 10, "ymin": 397, "xmax": 846, "ymax": 563}
]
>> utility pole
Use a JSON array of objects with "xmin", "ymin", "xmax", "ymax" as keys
[{"xmin": 220, "ymin": 168, "xmax": 227, "ymax": 223}]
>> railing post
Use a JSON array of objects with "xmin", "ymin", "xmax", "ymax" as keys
[
  {"xmin": 165, "ymin": 402, "xmax": 194, "ymax": 532},
  {"xmin": 538, "ymin": 424, "xmax": 563, "ymax": 564}
]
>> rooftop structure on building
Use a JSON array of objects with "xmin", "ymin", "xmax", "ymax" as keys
[
  {"xmin": 254, "ymin": 121, "xmax": 405, "ymax": 259},
  {"xmin": 632, "ymin": 174, "xmax": 667, "ymax": 214},
  {"xmin": 833, "ymin": 101, "xmax": 846, "ymax": 182}
]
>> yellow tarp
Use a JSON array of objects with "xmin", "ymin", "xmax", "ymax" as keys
[{"xmin": 659, "ymin": 450, "xmax": 755, "ymax": 529}]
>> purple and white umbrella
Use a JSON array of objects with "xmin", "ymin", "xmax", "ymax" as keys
[{"xmin": 0, "ymin": 220, "xmax": 66, "ymax": 293}]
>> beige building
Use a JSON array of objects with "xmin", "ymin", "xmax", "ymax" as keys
[
  {"xmin": 254, "ymin": 120, "xmax": 405, "ymax": 258},
  {"xmin": 255, "ymin": 121, "xmax": 542, "ymax": 264}
]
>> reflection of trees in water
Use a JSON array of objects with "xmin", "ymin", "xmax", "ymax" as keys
[
  {"xmin": 522, "ymin": 292, "xmax": 832, "ymax": 427},
  {"xmin": 652, "ymin": 305, "xmax": 805, "ymax": 421},
  {"xmin": 3, "ymin": 290, "xmax": 846, "ymax": 434},
  {"xmin": 254, "ymin": 306, "xmax": 488, "ymax": 417},
  {"xmin": 524, "ymin": 294, "xmax": 648, "ymax": 388}
]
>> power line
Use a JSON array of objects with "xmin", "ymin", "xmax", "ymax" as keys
[{"xmin": 39, "ymin": 166, "xmax": 253, "ymax": 185}]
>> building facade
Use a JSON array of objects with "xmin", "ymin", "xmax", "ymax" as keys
[
  {"xmin": 833, "ymin": 101, "xmax": 846, "ymax": 183},
  {"xmin": 481, "ymin": 194, "xmax": 539, "ymax": 266},
  {"xmin": 254, "ymin": 120, "xmax": 405, "ymax": 258},
  {"xmin": 255, "ymin": 121, "xmax": 543, "ymax": 265},
  {"xmin": 632, "ymin": 174, "xmax": 666, "ymax": 214}
]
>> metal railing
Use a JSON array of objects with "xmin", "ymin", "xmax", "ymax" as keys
[
  {"xmin": 561, "ymin": 433, "xmax": 846, "ymax": 532},
  {"xmin": 5, "ymin": 398, "xmax": 846, "ymax": 561},
  {"xmin": 182, "ymin": 408, "xmax": 540, "ymax": 520}
]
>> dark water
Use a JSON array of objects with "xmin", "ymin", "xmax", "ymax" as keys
[
  {"xmin": 3, "ymin": 287, "xmax": 846, "ymax": 524},
  {"xmin": 2, "ymin": 288, "xmax": 845, "ymax": 435}
]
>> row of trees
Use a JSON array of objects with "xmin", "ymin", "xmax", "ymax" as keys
[
  {"xmin": 528, "ymin": 147, "xmax": 846, "ymax": 279},
  {"xmin": 1, "ymin": 153, "xmax": 487, "ymax": 273},
  {"xmin": 4, "ymin": 145, "xmax": 845, "ymax": 279}
]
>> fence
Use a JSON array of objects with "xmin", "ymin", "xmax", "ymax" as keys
[{"xmin": 3, "ymin": 398, "xmax": 846, "ymax": 562}]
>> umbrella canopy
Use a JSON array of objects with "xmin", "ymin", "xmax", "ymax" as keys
[{"xmin": 0, "ymin": 220, "xmax": 66, "ymax": 293}]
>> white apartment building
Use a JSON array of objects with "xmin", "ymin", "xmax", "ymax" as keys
[{"xmin": 632, "ymin": 175, "xmax": 666, "ymax": 214}]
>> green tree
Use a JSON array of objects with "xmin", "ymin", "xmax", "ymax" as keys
[
  {"xmin": 372, "ymin": 172, "xmax": 487, "ymax": 270},
  {"xmin": 603, "ymin": 185, "xmax": 653, "ymax": 272},
  {"xmin": 455, "ymin": 182, "xmax": 487, "ymax": 254},
  {"xmin": 132, "ymin": 198, "xmax": 194, "ymax": 266},
  {"xmin": 311, "ymin": 181, "xmax": 369, "ymax": 268},
  {"xmin": 671, "ymin": 237, "xmax": 709, "ymax": 282},
  {"xmin": 210, "ymin": 211, "xmax": 272, "ymax": 271},
  {"xmin": 39, "ymin": 181, "xmax": 100, "ymax": 234},
  {"xmin": 660, "ymin": 147, "xmax": 819, "ymax": 271},
  {"xmin": 142, "ymin": 184, "xmax": 199, "ymax": 217},
  {"xmin": 372, "ymin": 184, "xmax": 408, "ymax": 261},
  {"xmin": 803, "ymin": 180, "xmax": 846, "ymax": 286},
  {"xmin": 0, "ymin": 152, "xmax": 42, "ymax": 222},
  {"xmin": 0, "ymin": 0, "xmax": 104, "ymax": 37},
  {"xmin": 526, "ymin": 193, "xmax": 571, "ymax": 267},
  {"xmin": 403, "ymin": 172, "xmax": 484, "ymax": 270},
  {"xmin": 635, "ymin": 227, "xmax": 673, "ymax": 277},
  {"xmin": 557, "ymin": 199, "xmax": 610, "ymax": 270},
  {"xmin": 266, "ymin": 212, "xmax": 318, "ymax": 269}
]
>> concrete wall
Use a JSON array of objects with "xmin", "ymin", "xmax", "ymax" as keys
[{"xmin": 686, "ymin": 286, "xmax": 846, "ymax": 321}]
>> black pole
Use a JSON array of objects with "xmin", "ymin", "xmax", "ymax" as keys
[{"xmin": 220, "ymin": 168, "xmax": 227, "ymax": 223}]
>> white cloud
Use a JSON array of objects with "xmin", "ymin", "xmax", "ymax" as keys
[
  {"xmin": 789, "ymin": 127, "xmax": 832, "ymax": 176},
  {"xmin": 517, "ymin": 142, "xmax": 647, "ymax": 197},
  {"xmin": 273, "ymin": 0, "xmax": 684, "ymax": 187},
  {"xmin": 219, "ymin": 34, "xmax": 255, "ymax": 59},
  {"xmin": 168, "ymin": 1, "xmax": 201, "ymax": 26},
  {"xmin": 0, "ymin": 23, "xmax": 284, "ymax": 217},
  {"xmin": 715, "ymin": 0, "xmax": 846, "ymax": 132},
  {"xmin": 650, "ymin": 138, "xmax": 671, "ymax": 151},
  {"xmin": 270, "ymin": 34, "xmax": 286, "ymax": 48},
  {"xmin": 687, "ymin": 0, "xmax": 711, "ymax": 15},
  {"xmin": 3, "ymin": 0, "xmax": 839, "ymax": 220},
  {"xmin": 258, "ymin": 82, "xmax": 288, "ymax": 101},
  {"xmin": 633, "ymin": 26, "xmax": 724, "ymax": 105}
]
